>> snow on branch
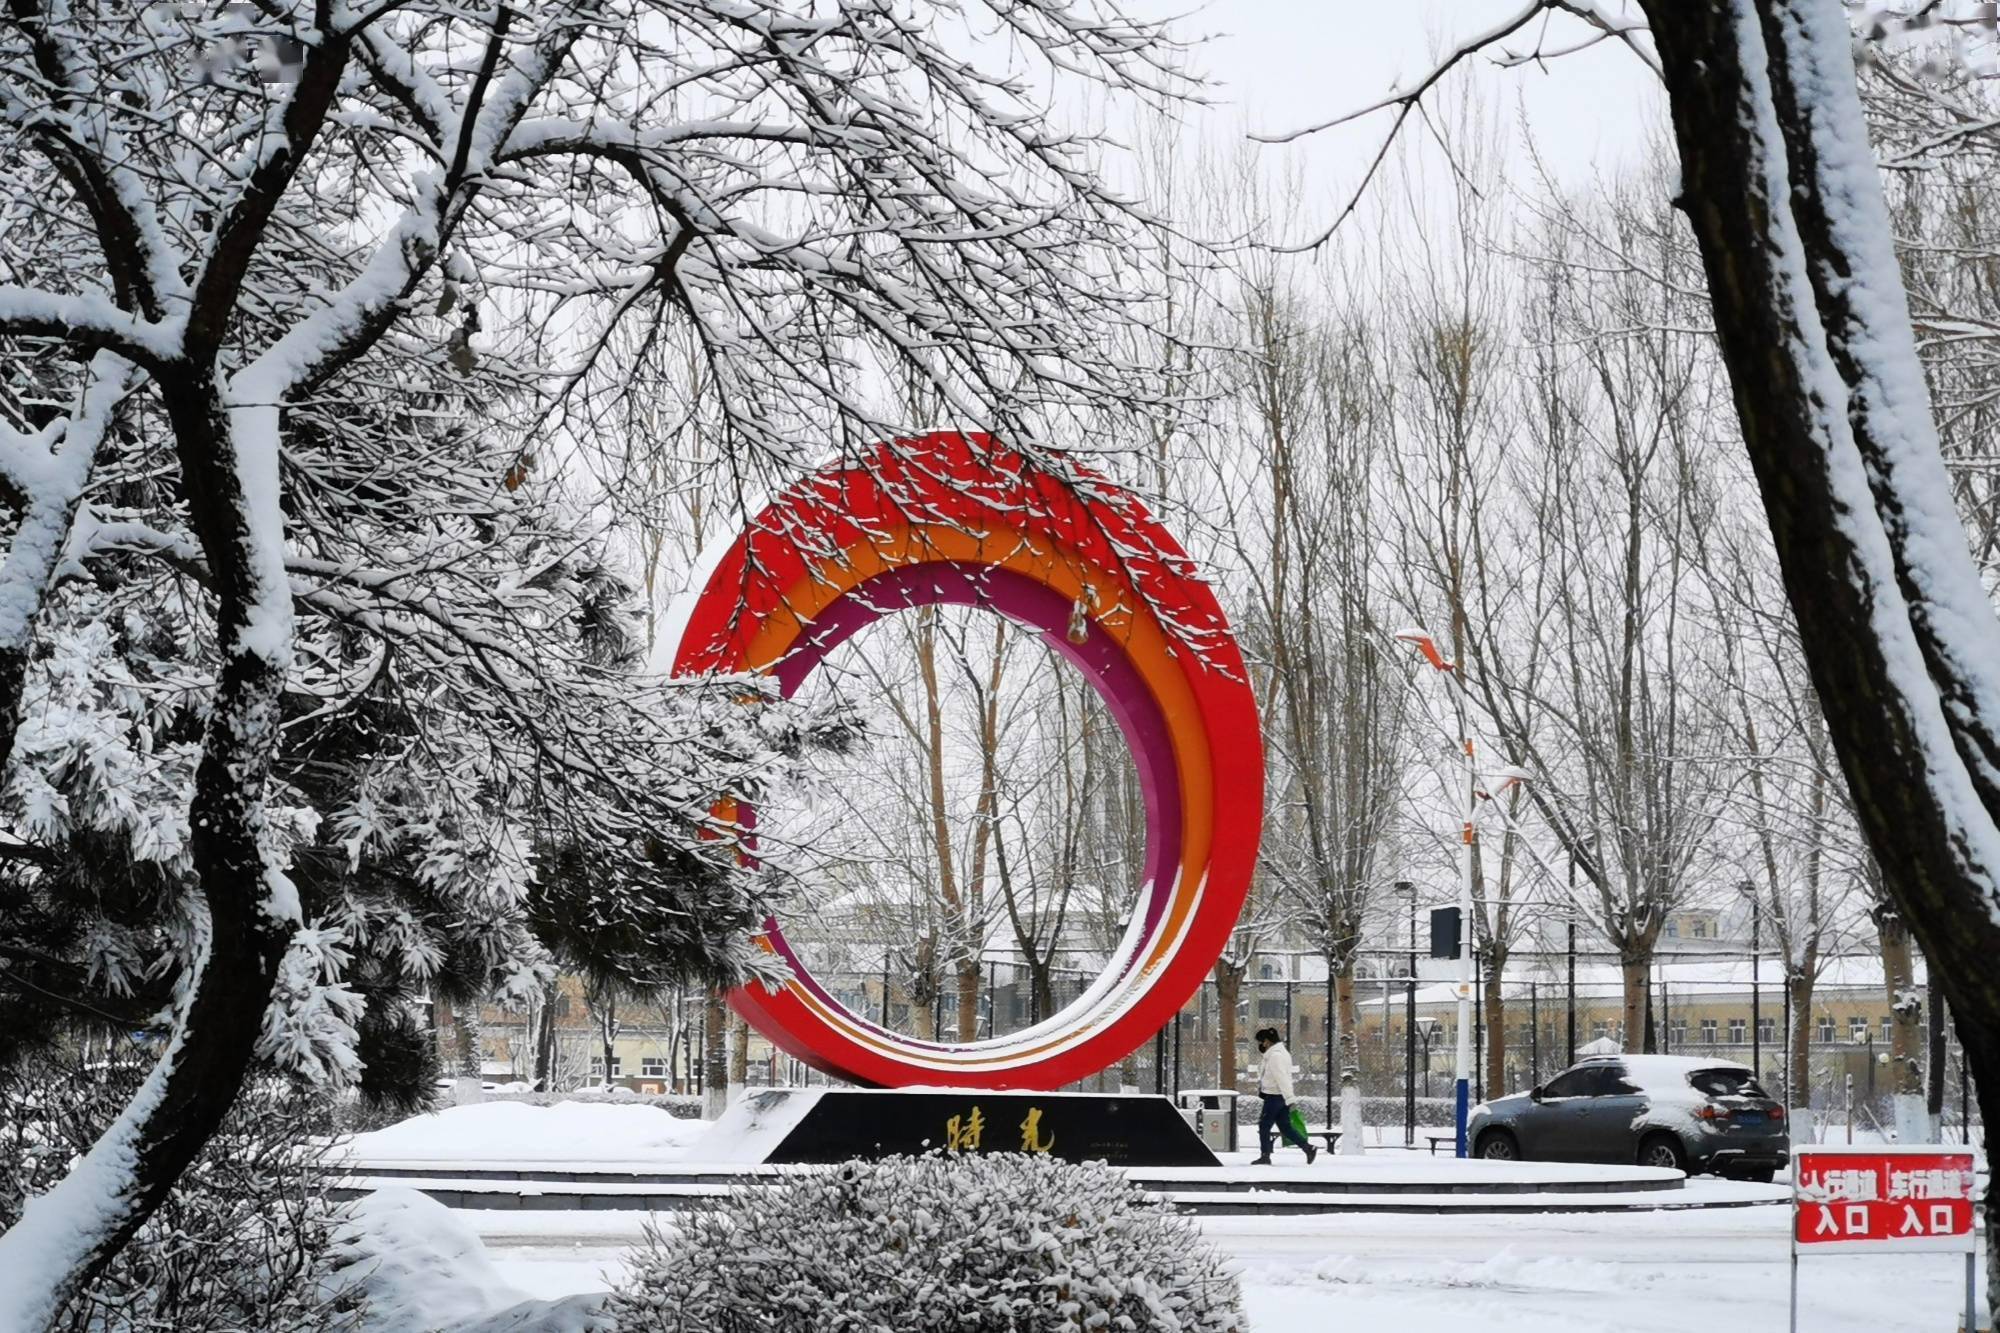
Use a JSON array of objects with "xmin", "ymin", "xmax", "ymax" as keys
[
  {"xmin": 0, "ymin": 352, "xmax": 137, "ymax": 673},
  {"xmin": 1761, "ymin": 0, "xmax": 2000, "ymax": 861},
  {"xmin": 0, "ymin": 1, "xmax": 1204, "ymax": 1317},
  {"xmin": 0, "ymin": 289, "xmax": 180, "ymax": 366}
]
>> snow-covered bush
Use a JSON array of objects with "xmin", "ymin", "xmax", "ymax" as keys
[
  {"xmin": 0, "ymin": 1056, "xmax": 361, "ymax": 1332},
  {"xmin": 603, "ymin": 1153, "xmax": 1245, "ymax": 1333}
]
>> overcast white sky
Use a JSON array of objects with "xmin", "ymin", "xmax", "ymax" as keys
[{"xmin": 1130, "ymin": 0, "xmax": 1666, "ymax": 234}]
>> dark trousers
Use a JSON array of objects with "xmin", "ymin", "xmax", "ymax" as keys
[{"xmin": 1258, "ymin": 1093, "xmax": 1309, "ymax": 1157}]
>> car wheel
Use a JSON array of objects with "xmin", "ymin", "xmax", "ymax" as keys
[
  {"xmin": 1475, "ymin": 1129, "xmax": 1520, "ymax": 1162},
  {"xmin": 1637, "ymin": 1133, "xmax": 1687, "ymax": 1172}
]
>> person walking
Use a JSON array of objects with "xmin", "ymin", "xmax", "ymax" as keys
[{"xmin": 1252, "ymin": 1026, "xmax": 1317, "ymax": 1165}]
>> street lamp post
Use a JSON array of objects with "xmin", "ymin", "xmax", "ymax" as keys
[
  {"xmin": 1739, "ymin": 879, "xmax": 1761, "ymax": 1083},
  {"xmin": 1326, "ymin": 955, "xmax": 1336, "ymax": 1131},
  {"xmin": 1396, "ymin": 880, "xmax": 1417, "ymax": 1147},
  {"xmin": 1396, "ymin": 628, "xmax": 1525, "ymax": 1158},
  {"xmin": 1529, "ymin": 980, "xmax": 1539, "ymax": 1085},
  {"xmin": 1567, "ymin": 913, "xmax": 1577, "ymax": 1065},
  {"xmin": 1453, "ymin": 742, "xmax": 1473, "ymax": 1157}
]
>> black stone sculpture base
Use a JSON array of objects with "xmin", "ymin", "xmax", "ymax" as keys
[{"xmin": 687, "ymin": 1087, "xmax": 1220, "ymax": 1168}]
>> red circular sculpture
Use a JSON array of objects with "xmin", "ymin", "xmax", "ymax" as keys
[{"xmin": 673, "ymin": 433, "xmax": 1262, "ymax": 1089}]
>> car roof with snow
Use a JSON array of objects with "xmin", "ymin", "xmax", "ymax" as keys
[{"xmin": 1577, "ymin": 1054, "xmax": 1755, "ymax": 1092}]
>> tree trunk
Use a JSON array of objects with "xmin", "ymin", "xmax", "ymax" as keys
[
  {"xmin": 1927, "ymin": 991, "xmax": 1947, "ymax": 1125},
  {"xmin": 1877, "ymin": 908, "xmax": 1926, "ymax": 1138},
  {"xmin": 532, "ymin": 979, "xmax": 560, "ymax": 1091},
  {"xmin": 1029, "ymin": 959, "xmax": 1054, "ymax": 1027},
  {"xmin": 1640, "ymin": 0, "xmax": 2000, "ymax": 1306},
  {"xmin": 1215, "ymin": 960, "xmax": 1244, "ymax": 1090},
  {"xmin": 1788, "ymin": 970, "xmax": 1817, "ymax": 1130},
  {"xmin": 1333, "ymin": 967, "xmax": 1358, "ymax": 1073},
  {"xmin": 1619, "ymin": 955, "xmax": 1650, "ymax": 1052},
  {"xmin": 1483, "ymin": 952, "xmax": 1507, "ymax": 1096},
  {"xmin": 456, "ymin": 1002, "xmax": 481, "ymax": 1078},
  {"xmin": 703, "ymin": 992, "xmax": 729, "ymax": 1119},
  {"xmin": 729, "ymin": 1010, "xmax": 749, "ymax": 1100},
  {"xmin": 955, "ymin": 959, "xmax": 980, "ymax": 1044},
  {"xmin": 915, "ymin": 986, "xmax": 939, "ymax": 1042},
  {"xmin": 913, "ymin": 611, "xmax": 969, "ymax": 1045},
  {"xmin": 454, "ymin": 1000, "xmax": 485, "ymax": 1105},
  {"xmin": 432, "ymin": 995, "xmax": 454, "ymax": 1068},
  {"xmin": 596, "ymin": 991, "xmax": 616, "ymax": 1090},
  {"xmin": 1331, "ymin": 961, "xmax": 1364, "ymax": 1151},
  {"xmin": 0, "ymin": 385, "xmax": 296, "ymax": 1327},
  {"xmin": 1338, "ymin": 1027, "xmax": 1364, "ymax": 1156}
]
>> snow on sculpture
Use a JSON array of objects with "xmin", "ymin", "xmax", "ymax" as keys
[{"xmin": 673, "ymin": 432, "xmax": 1262, "ymax": 1089}]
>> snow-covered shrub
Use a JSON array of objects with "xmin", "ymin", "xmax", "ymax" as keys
[
  {"xmin": 603, "ymin": 1153, "xmax": 1245, "ymax": 1333},
  {"xmin": 0, "ymin": 1056, "xmax": 361, "ymax": 1332}
]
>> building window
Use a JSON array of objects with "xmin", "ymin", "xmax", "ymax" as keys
[
  {"xmin": 1592, "ymin": 1021, "xmax": 1609, "ymax": 1040},
  {"xmin": 1256, "ymin": 998, "xmax": 1287, "ymax": 1021},
  {"xmin": 1700, "ymin": 1019, "xmax": 1717, "ymax": 1043},
  {"xmin": 1759, "ymin": 1017, "xmax": 1777, "ymax": 1044},
  {"xmin": 1728, "ymin": 1018, "xmax": 1746, "ymax": 1044},
  {"xmin": 641, "ymin": 1057, "xmax": 666, "ymax": 1078},
  {"xmin": 1880, "ymin": 1016, "xmax": 1895, "ymax": 1043},
  {"xmin": 1670, "ymin": 1018, "xmax": 1687, "ymax": 1046},
  {"xmin": 1691, "ymin": 921, "xmax": 1707, "ymax": 940},
  {"xmin": 1850, "ymin": 1017, "xmax": 1869, "ymax": 1043},
  {"xmin": 1665, "ymin": 921, "xmax": 1679, "ymax": 939},
  {"xmin": 1817, "ymin": 1016, "xmax": 1835, "ymax": 1043}
]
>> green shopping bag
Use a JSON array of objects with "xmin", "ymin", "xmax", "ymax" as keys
[{"xmin": 1288, "ymin": 1105, "xmax": 1310, "ymax": 1142}]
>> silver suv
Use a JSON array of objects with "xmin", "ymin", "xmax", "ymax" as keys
[{"xmin": 1466, "ymin": 1054, "xmax": 1789, "ymax": 1181}]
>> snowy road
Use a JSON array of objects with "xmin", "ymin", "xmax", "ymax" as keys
[
  {"xmin": 473, "ymin": 1181, "xmax": 1984, "ymax": 1331},
  {"xmin": 358, "ymin": 1109, "xmax": 1979, "ymax": 1329}
]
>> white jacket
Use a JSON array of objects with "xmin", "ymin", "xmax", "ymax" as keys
[{"xmin": 1258, "ymin": 1043, "xmax": 1296, "ymax": 1102}]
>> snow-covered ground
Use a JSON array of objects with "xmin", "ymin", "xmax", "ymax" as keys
[
  {"xmin": 468, "ymin": 1199, "xmax": 1983, "ymax": 1332},
  {"xmin": 342, "ymin": 1101, "xmax": 711, "ymax": 1165},
  {"xmin": 337, "ymin": 1102, "xmax": 1986, "ymax": 1331}
]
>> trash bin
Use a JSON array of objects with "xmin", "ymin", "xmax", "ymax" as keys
[{"xmin": 1176, "ymin": 1089, "xmax": 1240, "ymax": 1154}]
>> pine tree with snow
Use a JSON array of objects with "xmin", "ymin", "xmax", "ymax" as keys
[{"xmin": 0, "ymin": 2, "xmax": 1197, "ymax": 1323}]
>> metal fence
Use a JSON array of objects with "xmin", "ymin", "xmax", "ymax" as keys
[
  {"xmin": 770, "ymin": 955, "xmax": 1982, "ymax": 1139},
  {"xmin": 486, "ymin": 947, "xmax": 1981, "ymax": 1142}
]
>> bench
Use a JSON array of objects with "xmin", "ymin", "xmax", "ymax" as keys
[
  {"xmin": 1418, "ymin": 1129, "xmax": 1457, "ymax": 1155},
  {"xmin": 1299, "ymin": 1127, "xmax": 1341, "ymax": 1152}
]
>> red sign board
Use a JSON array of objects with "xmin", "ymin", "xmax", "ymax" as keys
[{"xmin": 1793, "ymin": 1148, "xmax": 1977, "ymax": 1253}]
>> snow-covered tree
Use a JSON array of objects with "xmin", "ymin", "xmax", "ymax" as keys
[
  {"xmin": 1282, "ymin": 0, "xmax": 2000, "ymax": 1305},
  {"xmin": 1215, "ymin": 280, "xmax": 1408, "ymax": 1143},
  {"xmin": 1642, "ymin": 0, "xmax": 2000, "ymax": 1298},
  {"xmin": 0, "ymin": 2, "xmax": 1193, "ymax": 1323}
]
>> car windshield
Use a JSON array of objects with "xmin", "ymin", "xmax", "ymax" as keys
[{"xmin": 1687, "ymin": 1068, "xmax": 1768, "ymax": 1098}]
